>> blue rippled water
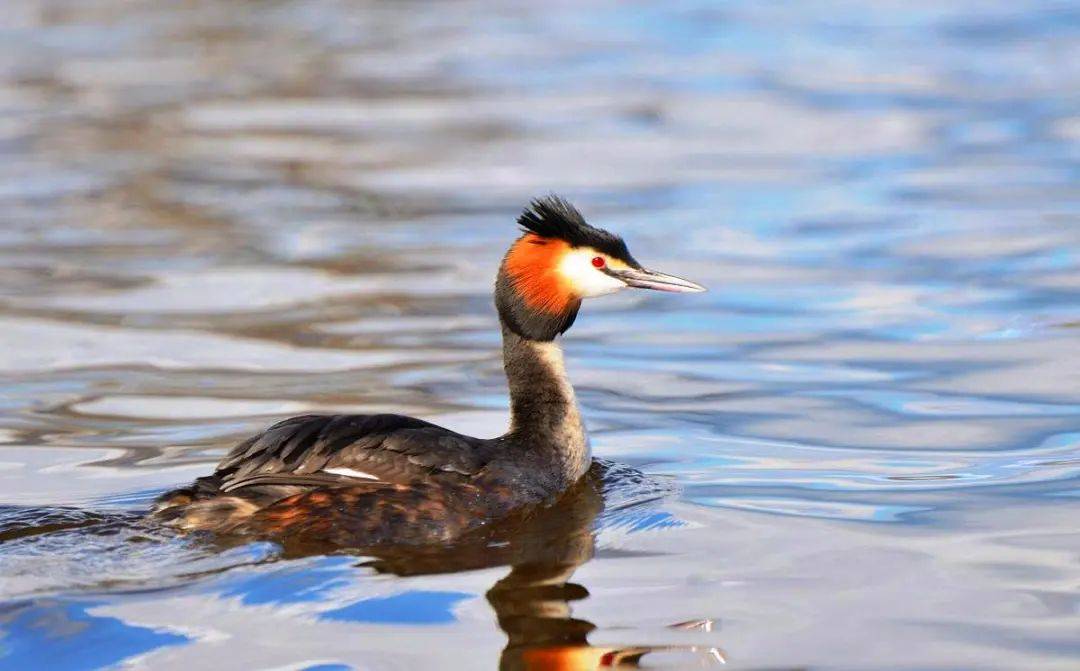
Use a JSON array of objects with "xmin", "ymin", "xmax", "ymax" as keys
[{"xmin": 0, "ymin": 1, "xmax": 1078, "ymax": 669}]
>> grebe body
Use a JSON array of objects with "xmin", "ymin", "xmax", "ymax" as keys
[{"xmin": 152, "ymin": 196, "xmax": 704, "ymax": 545}]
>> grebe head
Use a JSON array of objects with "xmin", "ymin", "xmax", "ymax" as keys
[{"xmin": 496, "ymin": 196, "xmax": 705, "ymax": 341}]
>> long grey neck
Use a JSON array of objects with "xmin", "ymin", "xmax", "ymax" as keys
[{"xmin": 501, "ymin": 324, "xmax": 590, "ymax": 483}]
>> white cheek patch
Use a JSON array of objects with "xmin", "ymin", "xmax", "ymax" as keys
[
  {"xmin": 323, "ymin": 467, "xmax": 381, "ymax": 481},
  {"xmin": 558, "ymin": 249, "xmax": 627, "ymax": 298}
]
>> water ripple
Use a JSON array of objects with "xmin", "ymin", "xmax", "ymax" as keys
[{"xmin": 0, "ymin": 0, "xmax": 1077, "ymax": 668}]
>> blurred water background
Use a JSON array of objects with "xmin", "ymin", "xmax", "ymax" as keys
[{"xmin": 0, "ymin": 0, "xmax": 1078, "ymax": 669}]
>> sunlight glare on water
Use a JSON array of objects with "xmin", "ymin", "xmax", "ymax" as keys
[{"xmin": 0, "ymin": 1, "xmax": 1078, "ymax": 669}]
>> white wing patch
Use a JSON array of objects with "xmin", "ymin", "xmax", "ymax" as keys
[{"xmin": 323, "ymin": 467, "xmax": 382, "ymax": 481}]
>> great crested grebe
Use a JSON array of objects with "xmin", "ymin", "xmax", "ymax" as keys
[{"xmin": 152, "ymin": 196, "xmax": 704, "ymax": 546}]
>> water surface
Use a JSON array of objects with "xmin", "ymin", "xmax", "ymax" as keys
[{"xmin": 1, "ymin": 1, "xmax": 1078, "ymax": 669}]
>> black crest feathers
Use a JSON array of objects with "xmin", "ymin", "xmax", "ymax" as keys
[{"xmin": 517, "ymin": 195, "xmax": 640, "ymax": 267}]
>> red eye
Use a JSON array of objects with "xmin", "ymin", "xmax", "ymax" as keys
[{"xmin": 591, "ymin": 256, "xmax": 606, "ymax": 268}]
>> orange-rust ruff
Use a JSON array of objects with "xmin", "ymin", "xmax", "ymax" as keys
[
  {"xmin": 503, "ymin": 234, "xmax": 576, "ymax": 315},
  {"xmin": 151, "ymin": 196, "xmax": 705, "ymax": 546}
]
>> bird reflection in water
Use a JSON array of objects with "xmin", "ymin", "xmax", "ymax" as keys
[
  {"xmin": 489, "ymin": 564, "xmax": 722, "ymax": 670},
  {"xmin": 345, "ymin": 463, "xmax": 725, "ymax": 670}
]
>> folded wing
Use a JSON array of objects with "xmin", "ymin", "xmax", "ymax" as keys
[{"xmin": 215, "ymin": 414, "xmax": 490, "ymax": 492}]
